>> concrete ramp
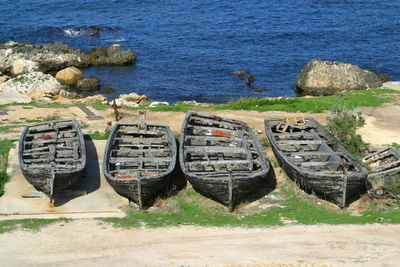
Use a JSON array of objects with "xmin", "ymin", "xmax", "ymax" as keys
[{"xmin": 0, "ymin": 140, "xmax": 129, "ymax": 220}]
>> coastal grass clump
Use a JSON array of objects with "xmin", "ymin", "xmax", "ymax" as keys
[
  {"xmin": 0, "ymin": 139, "xmax": 17, "ymax": 196},
  {"xmin": 84, "ymin": 128, "xmax": 111, "ymax": 140},
  {"xmin": 0, "ymin": 218, "xmax": 66, "ymax": 234},
  {"xmin": 102, "ymin": 185, "xmax": 400, "ymax": 229},
  {"xmin": 213, "ymin": 89, "xmax": 400, "ymax": 113}
]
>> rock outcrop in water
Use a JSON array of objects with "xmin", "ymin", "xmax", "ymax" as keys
[
  {"xmin": 0, "ymin": 41, "xmax": 137, "ymax": 75},
  {"xmin": 295, "ymin": 59, "xmax": 384, "ymax": 96}
]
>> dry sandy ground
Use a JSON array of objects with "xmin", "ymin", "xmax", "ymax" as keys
[
  {"xmin": 1, "ymin": 100, "xmax": 400, "ymax": 266},
  {"xmin": 1, "ymin": 220, "xmax": 399, "ymax": 266}
]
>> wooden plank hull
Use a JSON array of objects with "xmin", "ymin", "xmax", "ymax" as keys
[
  {"xmin": 265, "ymin": 117, "xmax": 367, "ymax": 207},
  {"xmin": 103, "ymin": 123, "xmax": 177, "ymax": 208},
  {"xmin": 180, "ymin": 111, "xmax": 270, "ymax": 210},
  {"xmin": 19, "ymin": 119, "xmax": 86, "ymax": 200}
]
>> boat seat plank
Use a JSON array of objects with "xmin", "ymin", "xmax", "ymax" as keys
[
  {"xmin": 24, "ymin": 137, "xmax": 80, "ymax": 145},
  {"xmin": 290, "ymin": 151, "xmax": 337, "ymax": 157},
  {"xmin": 109, "ymin": 157, "xmax": 171, "ymax": 164},
  {"xmin": 28, "ymin": 123, "xmax": 74, "ymax": 133},
  {"xmin": 184, "ymin": 146, "xmax": 247, "ymax": 154},
  {"xmin": 276, "ymin": 140, "xmax": 323, "ymax": 145},
  {"xmin": 189, "ymin": 117, "xmax": 243, "ymax": 130},
  {"xmin": 186, "ymin": 159, "xmax": 252, "ymax": 167},
  {"xmin": 300, "ymin": 161, "xmax": 342, "ymax": 168},
  {"xmin": 187, "ymin": 125, "xmax": 243, "ymax": 135},
  {"xmin": 111, "ymin": 148, "xmax": 171, "ymax": 154}
]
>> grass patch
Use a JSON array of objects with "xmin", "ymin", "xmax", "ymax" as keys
[
  {"xmin": 0, "ymin": 218, "xmax": 65, "ymax": 234},
  {"xmin": 212, "ymin": 89, "xmax": 400, "ymax": 113},
  {"xmin": 88, "ymin": 99, "xmax": 109, "ymax": 111},
  {"xmin": 0, "ymin": 139, "xmax": 17, "ymax": 196},
  {"xmin": 102, "ymin": 186, "xmax": 400, "ymax": 229},
  {"xmin": 84, "ymin": 128, "xmax": 111, "ymax": 140},
  {"xmin": 80, "ymin": 121, "xmax": 89, "ymax": 129}
]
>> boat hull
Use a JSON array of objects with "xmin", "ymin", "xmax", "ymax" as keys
[
  {"xmin": 18, "ymin": 119, "xmax": 86, "ymax": 200},
  {"xmin": 265, "ymin": 117, "xmax": 367, "ymax": 207},
  {"xmin": 180, "ymin": 111, "xmax": 270, "ymax": 210},
  {"xmin": 103, "ymin": 123, "xmax": 177, "ymax": 208}
]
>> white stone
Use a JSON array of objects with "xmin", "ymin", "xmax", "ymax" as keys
[
  {"xmin": 0, "ymin": 91, "xmax": 31, "ymax": 104},
  {"xmin": 0, "ymin": 72, "xmax": 62, "ymax": 94},
  {"xmin": 124, "ymin": 101, "xmax": 139, "ymax": 108},
  {"xmin": 149, "ymin": 101, "xmax": 169, "ymax": 107},
  {"xmin": 379, "ymin": 81, "xmax": 400, "ymax": 91},
  {"xmin": 11, "ymin": 59, "xmax": 39, "ymax": 75}
]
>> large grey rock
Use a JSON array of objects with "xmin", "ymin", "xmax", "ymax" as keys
[
  {"xmin": 295, "ymin": 59, "xmax": 384, "ymax": 96},
  {"xmin": 0, "ymin": 71, "xmax": 62, "ymax": 94},
  {"xmin": 89, "ymin": 44, "xmax": 136, "ymax": 65},
  {"xmin": 0, "ymin": 91, "xmax": 31, "ymax": 104},
  {"xmin": 0, "ymin": 41, "xmax": 136, "ymax": 75}
]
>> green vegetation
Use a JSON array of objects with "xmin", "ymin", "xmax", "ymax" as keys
[
  {"xmin": 84, "ymin": 128, "xmax": 111, "ymax": 140},
  {"xmin": 326, "ymin": 103, "xmax": 367, "ymax": 158},
  {"xmin": 103, "ymin": 187, "xmax": 400, "ymax": 228},
  {"xmin": 259, "ymin": 137, "xmax": 270, "ymax": 148},
  {"xmin": 0, "ymin": 218, "xmax": 65, "ymax": 234},
  {"xmin": 80, "ymin": 121, "xmax": 89, "ymax": 129},
  {"xmin": 0, "ymin": 140, "xmax": 17, "ymax": 196},
  {"xmin": 213, "ymin": 89, "xmax": 400, "ymax": 113},
  {"xmin": 88, "ymin": 99, "xmax": 109, "ymax": 111}
]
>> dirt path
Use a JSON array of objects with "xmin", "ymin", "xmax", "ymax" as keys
[{"xmin": 1, "ymin": 220, "xmax": 399, "ymax": 266}]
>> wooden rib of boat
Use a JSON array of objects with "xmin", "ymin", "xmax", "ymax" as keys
[
  {"xmin": 103, "ymin": 121, "xmax": 177, "ymax": 209},
  {"xmin": 362, "ymin": 146, "xmax": 400, "ymax": 199},
  {"xmin": 180, "ymin": 111, "xmax": 270, "ymax": 211},
  {"xmin": 264, "ymin": 117, "xmax": 368, "ymax": 208},
  {"xmin": 19, "ymin": 118, "xmax": 86, "ymax": 202}
]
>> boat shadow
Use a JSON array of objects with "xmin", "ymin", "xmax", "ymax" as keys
[
  {"xmin": 53, "ymin": 138, "xmax": 101, "ymax": 207},
  {"xmin": 237, "ymin": 165, "xmax": 278, "ymax": 208}
]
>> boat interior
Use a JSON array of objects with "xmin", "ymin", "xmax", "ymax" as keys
[
  {"xmin": 108, "ymin": 124, "xmax": 173, "ymax": 179},
  {"xmin": 183, "ymin": 113, "xmax": 265, "ymax": 174},
  {"xmin": 22, "ymin": 120, "xmax": 83, "ymax": 171}
]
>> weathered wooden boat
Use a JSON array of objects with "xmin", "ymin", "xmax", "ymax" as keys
[
  {"xmin": 19, "ymin": 118, "xmax": 86, "ymax": 203},
  {"xmin": 264, "ymin": 117, "xmax": 368, "ymax": 207},
  {"xmin": 180, "ymin": 111, "xmax": 270, "ymax": 211},
  {"xmin": 103, "ymin": 119, "xmax": 177, "ymax": 209},
  {"xmin": 362, "ymin": 146, "xmax": 400, "ymax": 198}
]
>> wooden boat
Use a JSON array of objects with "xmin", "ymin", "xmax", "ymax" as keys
[
  {"xmin": 19, "ymin": 118, "xmax": 86, "ymax": 202},
  {"xmin": 362, "ymin": 146, "xmax": 400, "ymax": 198},
  {"xmin": 264, "ymin": 116, "xmax": 368, "ymax": 207},
  {"xmin": 180, "ymin": 111, "xmax": 270, "ymax": 211},
  {"xmin": 103, "ymin": 120, "xmax": 177, "ymax": 209}
]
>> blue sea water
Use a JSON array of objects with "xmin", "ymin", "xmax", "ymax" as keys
[{"xmin": 1, "ymin": 0, "xmax": 400, "ymax": 104}]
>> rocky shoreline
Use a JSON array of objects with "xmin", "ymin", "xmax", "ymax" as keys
[{"xmin": 0, "ymin": 41, "xmax": 398, "ymax": 107}]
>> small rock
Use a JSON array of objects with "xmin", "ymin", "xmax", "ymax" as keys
[
  {"xmin": 55, "ymin": 66, "xmax": 84, "ymax": 87},
  {"xmin": 254, "ymin": 87, "xmax": 263, "ymax": 92},
  {"xmin": 138, "ymin": 95, "xmax": 148, "ymax": 104},
  {"xmin": 233, "ymin": 70, "xmax": 246, "ymax": 76},
  {"xmin": 246, "ymin": 74, "xmax": 255, "ymax": 85},
  {"xmin": 379, "ymin": 81, "xmax": 400, "ymax": 91},
  {"xmin": 149, "ymin": 101, "xmax": 169, "ymax": 107},
  {"xmin": 124, "ymin": 101, "xmax": 139, "ymax": 108},
  {"xmin": 76, "ymin": 76, "xmax": 100, "ymax": 91},
  {"xmin": 0, "ymin": 75, "xmax": 10, "ymax": 84}
]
